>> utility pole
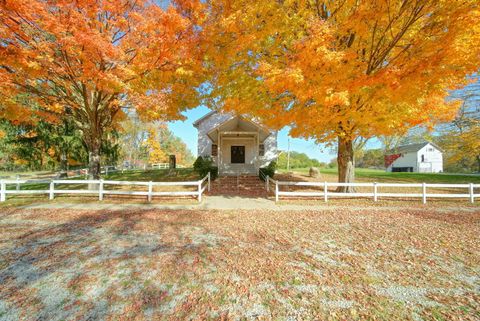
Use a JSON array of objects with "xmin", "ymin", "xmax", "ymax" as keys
[{"xmin": 287, "ymin": 138, "xmax": 291, "ymax": 172}]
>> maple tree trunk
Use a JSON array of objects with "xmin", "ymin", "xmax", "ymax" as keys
[
  {"xmin": 58, "ymin": 149, "xmax": 68, "ymax": 178},
  {"xmin": 88, "ymin": 144, "xmax": 101, "ymax": 180},
  {"xmin": 336, "ymin": 136, "xmax": 356, "ymax": 193},
  {"xmin": 81, "ymin": 101, "xmax": 108, "ymax": 182}
]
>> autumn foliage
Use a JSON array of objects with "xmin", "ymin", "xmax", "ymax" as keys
[
  {"xmin": 0, "ymin": 0, "xmax": 202, "ymax": 178},
  {"xmin": 1, "ymin": 0, "xmax": 479, "ymax": 184},
  {"xmin": 202, "ymin": 0, "xmax": 480, "ymax": 188}
]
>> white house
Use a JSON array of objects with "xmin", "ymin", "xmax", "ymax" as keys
[
  {"xmin": 193, "ymin": 111, "xmax": 278, "ymax": 175},
  {"xmin": 385, "ymin": 142, "xmax": 443, "ymax": 173}
]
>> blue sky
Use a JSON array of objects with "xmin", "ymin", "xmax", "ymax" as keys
[{"xmin": 168, "ymin": 106, "xmax": 382, "ymax": 163}]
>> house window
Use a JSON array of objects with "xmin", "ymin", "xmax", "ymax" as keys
[
  {"xmin": 421, "ymin": 154, "xmax": 425, "ymax": 162},
  {"xmin": 211, "ymin": 144, "xmax": 218, "ymax": 156},
  {"xmin": 428, "ymin": 147, "xmax": 434, "ymax": 152},
  {"xmin": 259, "ymin": 144, "xmax": 265, "ymax": 156}
]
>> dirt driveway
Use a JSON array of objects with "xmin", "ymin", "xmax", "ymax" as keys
[{"xmin": 1, "ymin": 207, "xmax": 479, "ymax": 320}]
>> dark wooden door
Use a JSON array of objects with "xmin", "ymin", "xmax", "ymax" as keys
[{"xmin": 231, "ymin": 146, "xmax": 245, "ymax": 163}]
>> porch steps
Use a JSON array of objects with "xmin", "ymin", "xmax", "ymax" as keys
[{"xmin": 209, "ymin": 175, "xmax": 269, "ymax": 197}]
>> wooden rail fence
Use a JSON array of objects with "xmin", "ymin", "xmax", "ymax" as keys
[
  {"xmin": 266, "ymin": 176, "xmax": 479, "ymax": 204},
  {"xmin": 0, "ymin": 173, "xmax": 210, "ymax": 203}
]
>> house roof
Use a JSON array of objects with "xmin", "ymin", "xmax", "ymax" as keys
[
  {"xmin": 192, "ymin": 110, "xmax": 217, "ymax": 128},
  {"xmin": 194, "ymin": 110, "xmax": 273, "ymax": 132},
  {"xmin": 388, "ymin": 141, "xmax": 443, "ymax": 154}
]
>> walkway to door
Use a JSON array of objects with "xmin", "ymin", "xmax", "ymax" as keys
[{"xmin": 208, "ymin": 175, "xmax": 269, "ymax": 198}]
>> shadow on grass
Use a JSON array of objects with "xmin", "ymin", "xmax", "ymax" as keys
[{"xmin": 0, "ymin": 208, "xmax": 213, "ymax": 319}]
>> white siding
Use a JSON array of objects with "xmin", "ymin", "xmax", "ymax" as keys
[
  {"xmin": 417, "ymin": 144, "xmax": 443, "ymax": 173},
  {"xmin": 196, "ymin": 112, "xmax": 233, "ymax": 160},
  {"xmin": 387, "ymin": 152, "xmax": 418, "ymax": 172},
  {"xmin": 387, "ymin": 143, "xmax": 443, "ymax": 173},
  {"xmin": 259, "ymin": 132, "xmax": 277, "ymax": 168}
]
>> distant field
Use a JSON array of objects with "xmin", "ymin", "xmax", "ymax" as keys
[{"xmin": 278, "ymin": 167, "xmax": 480, "ymax": 184}]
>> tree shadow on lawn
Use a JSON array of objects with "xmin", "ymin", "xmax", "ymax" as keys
[{"xmin": 0, "ymin": 208, "xmax": 216, "ymax": 319}]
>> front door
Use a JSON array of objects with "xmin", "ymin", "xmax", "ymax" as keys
[{"xmin": 231, "ymin": 146, "xmax": 245, "ymax": 164}]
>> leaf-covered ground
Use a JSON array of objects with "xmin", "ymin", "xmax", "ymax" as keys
[{"xmin": 0, "ymin": 207, "xmax": 479, "ymax": 320}]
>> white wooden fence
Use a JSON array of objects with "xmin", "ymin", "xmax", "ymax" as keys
[
  {"xmin": 0, "ymin": 173, "xmax": 210, "ymax": 203},
  {"xmin": 151, "ymin": 163, "xmax": 169, "ymax": 169},
  {"xmin": 265, "ymin": 176, "xmax": 479, "ymax": 204}
]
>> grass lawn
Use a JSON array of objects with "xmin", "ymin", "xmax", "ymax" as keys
[
  {"xmin": 279, "ymin": 167, "xmax": 480, "ymax": 184},
  {"xmin": 0, "ymin": 170, "xmax": 56, "ymax": 179},
  {"xmin": 2, "ymin": 168, "xmax": 199, "ymax": 191},
  {"xmin": 0, "ymin": 207, "xmax": 479, "ymax": 320},
  {"xmin": 0, "ymin": 169, "xmax": 201, "ymax": 206},
  {"xmin": 103, "ymin": 168, "xmax": 200, "ymax": 182}
]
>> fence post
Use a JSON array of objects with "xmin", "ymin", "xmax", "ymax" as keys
[
  {"xmin": 49, "ymin": 181, "xmax": 54, "ymax": 200},
  {"xmin": 275, "ymin": 180, "xmax": 279, "ymax": 202},
  {"xmin": 198, "ymin": 181, "xmax": 202, "ymax": 203},
  {"xmin": 208, "ymin": 172, "xmax": 211, "ymax": 192},
  {"xmin": 0, "ymin": 180, "xmax": 5, "ymax": 202},
  {"xmin": 470, "ymin": 183, "xmax": 474, "ymax": 204},
  {"xmin": 266, "ymin": 176, "xmax": 269, "ymax": 192},
  {"xmin": 84, "ymin": 169, "xmax": 88, "ymax": 179},
  {"xmin": 422, "ymin": 182, "xmax": 427, "ymax": 204},
  {"xmin": 324, "ymin": 181, "xmax": 328, "ymax": 202},
  {"xmin": 105, "ymin": 166, "xmax": 108, "ymax": 176},
  {"xmin": 148, "ymin": 181, "xmax": 153, "ymax": 202},
  {"xmin": 373, "ymin": 182, "xmax": 378, "ymax": 202},
  {"xmin": 99, "ymin": 179, "xmax": 104, "ymax": 201},
  {"xmin": 16, "ymin": 175, "xmax": 20, "ymax": 191}
]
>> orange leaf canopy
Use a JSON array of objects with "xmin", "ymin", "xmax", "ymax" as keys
[
  {"xmin": 0, "ymin": 0, "xmax": 203, "ymax": 125},
  {"xmin": 202, "ymin": 0, "xmax": 480, "ymax": 143}
]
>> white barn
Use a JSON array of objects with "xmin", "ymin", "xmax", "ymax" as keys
[
  {"xmin": 385, "ymin": 142, "xmax": 443, "ymax": 173},
  {"xmin": 193, "ymin": 111, "xmax": 278, "ymax": 176}
]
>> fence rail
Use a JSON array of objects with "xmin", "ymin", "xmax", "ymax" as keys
[
  {"xmin": 268, "ymin": 179, "xmax": 479, "ymax": 204},
  {"xmin": 0, "ymin": 172, "xmax": 211, "ymax": 203}
]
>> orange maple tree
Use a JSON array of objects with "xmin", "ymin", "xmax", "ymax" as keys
[
  {"xmin": 202, "ymin": 0, "xmax": 480, "ymax": 189},
  {"xmin": 0, "ymin": 0, "xmax": 202, "ymax": 178}
]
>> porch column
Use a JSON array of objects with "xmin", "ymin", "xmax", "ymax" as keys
[
  {"xmin": 218, "ymin": 131, "xmax": 222, "ymax": 173},
  {"xmin": 256, "ymin": 131, "xmax": 259, "ymax": 173},
  {"xmin": 217, "ymin": 130, "xmax": 220, "ymax": 168}
]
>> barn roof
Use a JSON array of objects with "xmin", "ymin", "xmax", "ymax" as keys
[{"xmin": 388, "ymin": 142, "xmax": 443, "ymax": 154}]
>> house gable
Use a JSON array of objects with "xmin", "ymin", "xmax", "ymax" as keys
[{"xmin": 206, "ymin": 116, "xmax": 272, "ymax": 143}]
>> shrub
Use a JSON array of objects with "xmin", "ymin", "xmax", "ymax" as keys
[
  {"xmin": 193, "ymin": 156, "xmax": 204, "ymax": 172},
  {"xmin": 259, "ymin": 161, "xmax": 277, "ymax": 180},
  {"xmin": 193, "ymin": 156, "xmax": 218, "ymax": 180}
]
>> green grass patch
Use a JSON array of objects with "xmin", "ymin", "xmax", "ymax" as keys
[{"xmin": 103, "ymin": 168, "xmax": 199, "ymax": 182}]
